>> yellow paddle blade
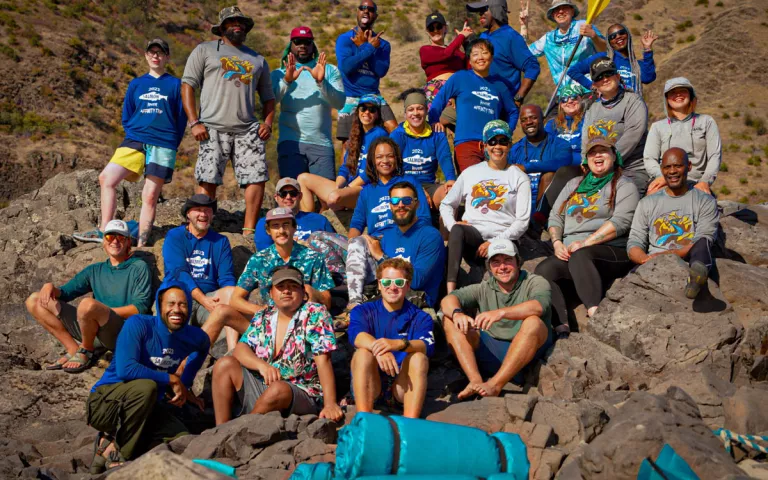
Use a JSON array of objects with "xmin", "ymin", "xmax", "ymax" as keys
[{"xmin": 586, "ymin": 0, "xmax": 612, "ymax": 23}]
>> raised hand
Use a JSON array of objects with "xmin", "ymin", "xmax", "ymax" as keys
[
  {"xmin": 455, "ymin": 21, "xmax": 473, "ymax": 37},
  {"xmin": 579, "ymin": 23, "xmax": 597, "ymax": 38},
  {"xmin": 641, "ymin": 30, "xmax": 659, "ymax": 50},
  {"xmin": 519, "ymin": 0, "xmax": 530, "ymax": 26},
  {"xmin": 352, "ymin": 27, "xmax": 367, "ymax": 47},
  {"xmin": 284, "ymin": 53, "xmax": 306, "ymax": 83},
  {"xmin": 370, "ymin": 29, "xmax": 385, "ymax": 49},
  {"xmin": 310, "ymin": 52, "xmax": 327, "ymax": 83}
]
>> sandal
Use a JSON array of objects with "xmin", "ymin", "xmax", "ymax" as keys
[
  {"xmin": 90, "ymin": 433, "xmax": 124, "ymax": 474},
  {"xmin": 62, "ymin": 347, "xmax": 95, "ymax": 374},
  {"xmin": 72, "ymin": 228, "xmax": 104, "ymax": 244},
  {"xmin": 45, "ymin": 353, "xmax": 71, "ymax": 371},
  {"xmin": 333, "ymin": 304, "xmax": 358, "ymax": 331}
]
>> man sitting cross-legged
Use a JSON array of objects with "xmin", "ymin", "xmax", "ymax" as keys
[
  {"xmin": 440, "ymin": 238, "xmax": 552, "ymax": 399},
  {"xmin": 211, "ymin": 266, "xmax": 342, "ymax": 424},
  {"xmin": 348, "ymin": 258, "xmax": 435, "ymax": 418}
]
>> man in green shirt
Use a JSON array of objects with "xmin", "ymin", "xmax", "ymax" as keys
[
  {"xmin": 441, "ymin": 238, "xmax": 552, "ymax": 400},
  {"xmin": 25, "ymin": 220, "xmax": 153, "ymax": 374}
]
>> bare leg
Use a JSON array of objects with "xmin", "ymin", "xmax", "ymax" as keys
[
  {"xmin": 25, "ymin": 293, "xmax": 78, "ymax": 361},
  {"xmin": 243, "ymin": 182, "xmax": 265, "ymax": 232},
  {"xmin": 432, "ymin": 186, "xmax": 448, "ymax": 208},
  {"xmin": 199, "ymin": 305, "xmax": 250, "ymax": 348},
  {"xmin": 475, "ymin": 316, "xmax": 549, "ymax": 397},
  {"xmin": 327, "ymin": 186, "xmax": 363, "ymax": 210},
  {"xmin": 98, "ymin": 163, "xmax": 132, "ymax": 231},
  {"xmin": 297, "ymin": 174, "xmax": 339, "ymax": 212},
  {"xmin": 72, "ymin": 298, "xmax": 112, "ymax": 352},
  {"xmin": 350, "ymin": 349, "xmax": 382, "ymax": 413},
  {"xmin": 392, "ymin": 352, "xmax": 429, "ymax": 418},
  {"xmin": 212, "ymin": 356, "xmax": 244, "ymax": 425},
  {"xmin": 138, "ymin": 175, "xmax": 164, "ymax": 247},
  {"xmin": 442, "ymin": 318, "xmax": 483, "ymax": 400},
  {"xmin": 197, "ymin": 182, "xmax": 217, "ymax": 199},
  {"xmin": 214, "ymin": 286, "xmax": 240, "ymax": 351},
  {"xmin": 251, "ymin": 381, "xmax": 293, "ymax": 414}
]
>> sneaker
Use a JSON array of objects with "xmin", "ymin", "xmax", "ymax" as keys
[
  {"xmin": 684, "ymin": 261, "xmax": 709, "ymax": 299},
  {"xmin": 72, "ymin": 228, "xmax": 103, "ymax": 243}
]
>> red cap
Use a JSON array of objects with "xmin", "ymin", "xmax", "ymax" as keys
[{"xmin": 290, "ymin": 26, "xmax": 314, "ymax": 40}]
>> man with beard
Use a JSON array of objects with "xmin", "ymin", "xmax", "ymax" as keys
[
  {"xmin": 627, "ymin": 148, "xmax": 719, "ymax": 299},
  {"xmin": 345, "ymin": 181, "xmax": 446, "ymax": 309},
  {"xmin": 272, "ymin": 26, "xmax": 346, "ymax": 181},
  {"xmin": 85, "ymin": 278, "xmax": 210, "ymax": 473},
  {"xmin": 335, "ymin": 0, "xmax": 397, "ymax": 141},
  {"xmin": 182, "ymin": 6, "xmax": 275, "ymax": 238},
  {"xmin": 509, "ymin": 104, "xmax": 573, "ymax": 216}
]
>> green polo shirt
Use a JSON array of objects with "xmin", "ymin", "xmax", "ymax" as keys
[{"xmin": 451, "ymin": 271, "xmax": 552, "ymax": 341}]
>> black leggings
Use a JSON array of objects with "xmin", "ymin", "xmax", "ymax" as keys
[
  {"xmin": 446, "ymin": 224, "xmax": 486, "ymax": 283},
  {"xmin": 534, "ymin": 244, "xmax": 633, "ymax": 326},
  {"xmin": 538, "ymin": 165, "xmax": 583, "ymax": 217}
]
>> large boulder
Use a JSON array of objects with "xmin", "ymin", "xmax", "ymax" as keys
[
  {"xmin": 108, "ymin": 449, "xmax": 232, "ymax": 479},
  {"xmin": 719, "ymin": 205, "xmax": 768, "ymax": 267}
]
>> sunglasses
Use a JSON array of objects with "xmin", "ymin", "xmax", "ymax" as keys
[
  {"xmin": 593, "ymin": 72, "xmax": 615, "ymax": 83},
  {"xmin": 359, "ymin": 104, "xmax": 379, "ymax": 113},
  {"xmin": 292, "ymin": 38, "xmax": 312, "ymax": 46},
  {"xmin": 390, "ymin": 196, "xmax": 414, "ymax": 206},
  {"xmin": 105, "ymin": 234, "xmax": 127, "ymax": 243},
  {"xmin": 607, "ymin": 29, "xmax": 628, "ymax": 41},
  {"xmin": 427, "ymin": 23, "xmax": 443, "ymax": 33},
  {"xmin": 358, "ymin": 5, "xmax": 377, "ymax": 12},
  {"xmin": 487, "ymin": 137, "xmax": 510, "ymax": 146},
  {"xmin": 277, "ymin": 189, "xmax": 300, "ymax": 198},
  {"xmin": 380, "ymin": 278, "xmax": 406, "ymax": 288},
  {"xmin": 560, "ymin": 95, "xmax": 580, "ymax": 103}
]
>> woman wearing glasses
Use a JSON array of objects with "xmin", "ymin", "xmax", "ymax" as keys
[
  {"xmin": 298, "ymin": 94, "xmax": 388, "ymax": 212},
  {"xmin": 419, "ymin": 12, "xmax": 473, "ymax": 111},
  {"xmin": 439, "ymin": 120, "xmax": 531, "ymax": 294},
  {"xmin": 568, "ymin": 24, "xmax": 658, "ymax": 95}
]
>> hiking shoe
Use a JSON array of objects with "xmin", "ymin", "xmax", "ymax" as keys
[
  {"xmin": 73, "ymin": 228, "xmax": 103, "ymax": 243},
  {"xmin": 684, "ymin": 261, "xmax": 709, "ymax": 299}
]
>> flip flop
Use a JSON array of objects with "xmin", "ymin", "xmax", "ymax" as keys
[
  {"xmin": 63, "ymin": 347, "xmax": 95, "ymax": 374},
  {"xmin": 72, "ymin": 228, "xmax": 104, "ymax": 243},
  {"xmin": 45, "ymin": 354, "xmax": 72, "ymax": 371}
]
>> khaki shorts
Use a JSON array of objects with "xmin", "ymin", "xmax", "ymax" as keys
[{"xmin": 58, "ymin": 301, "xmax": 125, "ymax": 351}]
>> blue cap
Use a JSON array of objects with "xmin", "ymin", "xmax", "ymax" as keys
[
  {"xmin": 482, "ymin": 119, "xmax": 512, "ymax": 143},
  {"xmin": 358, "ymin": 94, "xmax": 382, "ymax": 108}
]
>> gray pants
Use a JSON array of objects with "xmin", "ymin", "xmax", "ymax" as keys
[
  {"xmin": 345, "ymin": 236, "xmax": 379, "ymax": 305},
  {"xmin": 234, "ymin": 367, "xmax": 319, "ymax": 418}
]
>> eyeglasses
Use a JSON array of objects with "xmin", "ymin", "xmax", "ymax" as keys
[
  {"xmin": 277, "ymin": 189, "xmax": 300, "ymax": 198},
  {"xmin": 427, "ymin": 23, "xmax": 443, "ymax": 33},
  {"xmin": 359, "ymin": 104, "xmax": 379, "ymax": 113},
  {"xmin": 390, "ymin": 196, "xmax": 414, "ymax": 206},
  {"xmin": 105, "ymin": 234, "xmax": 127, "ymax": 243},
  {"xmin": 487, "ymin": 137, "xmax": 510, "ymax": 146},
  {"xmin": 358, "ymin": 5, "xmax": 377, "ymax": 12},
  {"xmin": 146, "ymin": 50, "xmax": 165, "ymax": 57},
  {"xmin": 560, "ymin": 95, "xmax": 580, "ymax": 104},
  {"xmin": 380, "ymin": 278, "xmax": 406, "ymax": 288},
  {"xmin": 292, "ymin": 38, "xmax": 312, "ymax": 46},
  {"xmin": 593, "ymin": 72, "xmax": 615, "ymax": 83},
  {"xmin": 607, "ymin": 29, "xmax": 628, "ymax": 41}
]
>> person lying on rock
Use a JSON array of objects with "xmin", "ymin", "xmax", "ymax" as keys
[
  {"xmin": 86, "ymin": 277, "xmax": 210, "ymax": 473},
  {"xmin": 25, "ymin": 220, "xmax": 152, "ymax": 373},
  {"xmin": 627, "ymin": 147, "xmax": 719, "ymax": 299},
  {"xmin": 211, "ymin": 266, "xmax": 342, "ymax": 424},
  {"xmin": 441, "ymin": 238, "xmax": 553, "ymax": 400},
  {"xmin": 348, "ymin": 258, "xmax": 435, "ymax": 418},
  {"xmin": 163, "ymin": 193, "xmax": 240, "ymax": 350}
]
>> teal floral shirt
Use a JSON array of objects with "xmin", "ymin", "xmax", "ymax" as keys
[
  {"xmin": 236, "ymin": 243, "xmax": 335, "ymax": 299},
  {"xmin": 239, "ymin": 302, "xmax": 337, "ymax": 397}
]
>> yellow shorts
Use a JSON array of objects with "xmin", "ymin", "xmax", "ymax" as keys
[{"xmin": 109, "ymin": 140, "xmax": 145, "ymax": 182}]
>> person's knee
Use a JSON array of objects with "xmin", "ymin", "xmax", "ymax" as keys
[
  {"xmin": 521, "ymin": 316, "xmax": 549, "ymax": 346},
  {"xmin": 213, "ymin": 355, "xmax": 241, "ymax": 379},
  {"xmin": 327, "ymin": 189, "xmax": 341, "ymax": 207},
  {"xmin": 351, "ymin": 349, "xmax": 376, "ymax": 371},
  {"xmin": 262, "ymin": 381, "xmax": 293, "ymax": 404},
  {"xmin": 568, "ymin": 247, "xmax": 595, "ymax": 268},
  {"xmin": 297, "ymin": 172, "xmax": 309, "ymax": 186},
  {"xmin": 129, "ymin": 379, "xmax": 159, "ymax": 400},
  {"xmin": 406, "ymin": 352, "xmax": 429, "ymax": 376},
  {"xmin": 25, "ymin": 292, "xmax": 40, "ymax": 314},
  {"xmin": 217, "ymin": 286, "xmax": 235, "ymax": 305},
  {"xmin": 77, "ymin": 298, "xmax": 104, "ymax": 317},
  {"xmin": 141, "ymin": 182, "xmax": 162, "ymax": 204}
]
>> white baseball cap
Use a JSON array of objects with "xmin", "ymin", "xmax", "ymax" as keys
[
  {"xmin": 487, "ymin": 238, "xmax": 518, "ymax": 259},
  {"xmin": 104, "ymin": 219, "xmax": 131, "ymax": 237}
]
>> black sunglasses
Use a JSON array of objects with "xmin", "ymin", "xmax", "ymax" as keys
[
  {"xmin": 359, "ymin": 104, "xmax": 379, "ymax": 113},
  {"xmin": 358, "ymin": 5, "xmax": 377, "ymax": 12},
  {"xmin": 607, "ymin": 29, "xmax": 628, "ymax": 42},
  {"xmin": 277, "ymin": 189, "xmax": 300, "ymax": 198},
  {"xmin": 487, "ymin": 137, "xmax": 510, "ymax": 146},
  {"xmin": 427, "ymin": 23, "xmax": 443, "ymax": 33},
  {"xmin": 593, "ymin": 72, "xmax": 615, "ymax": 83},
  {"xmin": 292, "ymin": 38, "xmax": 312, "ymax": 46}
]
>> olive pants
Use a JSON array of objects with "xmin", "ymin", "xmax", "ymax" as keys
[{"xmin": 86, "ymin": 379, "xmax": 188, "ymax": 460}]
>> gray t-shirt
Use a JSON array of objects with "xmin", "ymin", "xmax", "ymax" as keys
[
  {"xmin": 627, "ymin": 187, "xmax": 719, "ymax": 255},
  {"xmin": 548, "ymin": 175, "xmax": 639, "ymax": 248},
  {"xmin": 582, "ymin": 91, "xmax": 648, "ymax": 171},
  {"xmin": 182, "ymin": 41, "xmax": 275, "ymax": 133}
]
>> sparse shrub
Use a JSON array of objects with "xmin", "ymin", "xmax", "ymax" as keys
[
  {"xmin": 739, "ymin": 177, "xmax": 748, "ymax": 184},
  {"xmin": 727, "ymin": 143, "xmax": 739, "ymax": 153},
  {"xmin": 747, "ymin": 156, "xmax": 762, "ymax": 166},
  {"xmin": 0, "ymin": 11, "xmax": 17, "ymax": 29},
  {"xmin": 633, "ymin": 14, "xmax": 643, "ymax": 20},
  {"xmin": 745, "ymin": 114, "xmax": 767, "ymax": 136},
  {"xmin": 384, "ymin": 79, "xmax": 401, "ymax": 88},
  {"xmin": 686, "ymin": 34, "xmax": 696, "ymax": 42},
  {"xmin": 0, "ymin": 43, "xmax": 19, "ymax": 61},
  {"xmin": 675, "ymin": 20, "xmax": 693, "ymax": 32},
  {"xmin": 749, "ymin": 190, "xmax": 758, "ymax": 196},
  {"xmin": 68, "ymin": 36, "xmax": 84, "ymax": 50},
  {"xmin": 734, "ymin": 111, "xmax": 741, "ymax": 117},
  {"xmin": 719, "ymin": 186, "xmax": 730, "ymax": 195},
  {"xmin": 738, "ymin": 196, "xmax": 749, "ymax": 203},
  {"xmin": 120, "ymin": 63, "xmax": 136, "ymax": 77},
  {"xmin": 695, "ymin": 0, "xmax": 708, "ymax": 6},
  {"xmin": 719, "ymin": 162, "xmax": 728, "ymax": 172},
  {"xmin": 715, "ymin": 1, "xmax": 724, "ymax": 6},
  {"xmin": 722, "ymin": 112, "xmax": 730, "ymax": 119},
  {"xmin": 749, "ymin": 102, "xmax": 756, "ymax": 107},
  {"xmin": 406, "ymin": 64, "xmax": 418, "ymax": 73}
]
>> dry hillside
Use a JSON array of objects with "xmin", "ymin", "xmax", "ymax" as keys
[{"xmin": 0, "ymin": 0, "xmax": 767, "ymax": 206}]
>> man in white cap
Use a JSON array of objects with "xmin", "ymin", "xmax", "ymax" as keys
[
  {"xmin": 440, "ymin": 238, "xmax": 552, "ymax": 399},
  {"xmin": 25, "ymin": 220, "xmax": 153, "ymax": 373}
]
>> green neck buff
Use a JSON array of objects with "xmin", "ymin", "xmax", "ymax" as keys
[{"xmin": 576, "ymin": 151, "xmax": 623, "ymax": 196}]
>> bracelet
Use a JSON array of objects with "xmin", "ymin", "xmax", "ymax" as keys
[
  {"xmin": 187, "ymin": 120, "xmax": 202, "ymax": 129},
  {"xmin": 552, "ymin": 238, "xmax": 563, "ymax": 244}
]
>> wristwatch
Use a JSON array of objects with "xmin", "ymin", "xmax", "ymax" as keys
[
  {"xmin": 514, "ymin": 94, "xmax": 525, "ymax": 104},
  {"xmin": 401, "ymin": 338, "xmax": 411, "ymax": 351},
  {"xmin": 187, "ymin": 119, "xmax": 203, "ymax": 129},
  {"xmin": 452, "ymin": 307, "xmax": 464, "ymax": 317}
]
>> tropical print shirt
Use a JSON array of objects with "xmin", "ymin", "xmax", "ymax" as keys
[{"xmin": 239, "ymin": 302, "xmax": 337, "ymax": 397}]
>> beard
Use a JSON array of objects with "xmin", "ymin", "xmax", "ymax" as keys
[
  {"xmin": 225, "ymin": 29, "xmax": 247, "ymax": 44},
  {"xmin": 393, "ymin": 208, "xmax": 416, "ymax": 227}
]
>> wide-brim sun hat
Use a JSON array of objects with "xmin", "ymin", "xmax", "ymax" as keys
[
  {"xmin": 211, "ymin": 6, "xmax": 254, "ymax": 36},
  {"xmin": 546, "ymin": 0, "xmax": 580, "ymax": 22}
]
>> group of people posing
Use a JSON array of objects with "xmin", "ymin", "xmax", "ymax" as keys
[{"xmin": 26, "ymin": 0, "xmax": 725, "ymax": 472}]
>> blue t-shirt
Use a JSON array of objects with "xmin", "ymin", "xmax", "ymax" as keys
[
  {"xmin": 337, "ymin": 125, "xmax": 389, "ymax": 184},
  {"xmin": 509, "ymin": 134, "xmax": 573, "ymax": 211},
  {"xmin": 122, "ymin": 73, "xmax": 187, "ymax": 150},
  {"xmin": 390, "ymin": 123, "xmax": 457, "ymax": 184},
  {"xmin": 254, "ymin": 211, "xmax": 336, "ymax": 251},
  {"xmin": 480, "ymin": 25, "xmax": 540, "ymax": 95},
  {"xmin": 349, "ymin": 175, "xmax": 431, "ymax": 236},
  {"xmin": 335, "ymin": 29, "xmax": 391, "ymax": 98},
  {"xmin": 544, "ymin": 117, "xmax": 584, "ymax": 166},
  {"xmin": 348, "ymin": 299, "xmax": 436, "ymax": 368},
  {"xmin": 428, "ymin": 70, "xmax": 519, "ymax": 145},
  {"xmin": 380, "ymin": 222, "xmax": 446, "ymax": 307},
  {"xmin": 162, "ymin": 225, "xmax": 236, "ymax": 295},
  {"xmin": 567, "ymin": 50, "xmax": 656, "ymax": 93}
]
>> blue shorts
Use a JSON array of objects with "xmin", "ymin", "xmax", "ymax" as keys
[
  {"xmin": 110, "ymin": 138, "xmax": 176, "ymax": 184},
  {"xmin": 277, "ymin": 141, "xmax": 336, "ymax": 180},
  {"xmin": 475, "ymin": 329, "xmax": 553, "ymax": 384}
]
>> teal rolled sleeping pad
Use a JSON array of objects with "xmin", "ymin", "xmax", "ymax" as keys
[
  {"xmin": 334, "ymin": 413, "xmax": 529, "ymax": 479},
  {"xmin": 290, "ymin": 462, "xmax": 334, "ymax": 480},
  {"xmin": 357, "ymin": 476, "xmax": 522, "ymax": 480}
]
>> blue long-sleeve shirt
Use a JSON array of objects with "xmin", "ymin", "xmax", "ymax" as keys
[
  {"xmin": 162, "ymin": 225, "xmax": 236, "ymax": 295},
  {"xmin": 92, "ymin": 278, "xmax": 210, "ymax": 398},
  {"xmin": 544, "ymin": 117, "xmax": 584, "ymax": 166},
  {"xmin": 254, "ymin": 211, "xmax": 336, "ymax": 251},
  {"xmin": 428, "ymin": 70, "xmax": 519, "ymax": 145},
  {"xmin": 122, "ymin": 73, "xmax": 187, "ymax": 150},
  {"xmin": 380, "ymin": 222, "xmax": 446, "ymax": 307},
  {"xmin": 509, "ymin": 133, "xmax": 573, "ymax": 211},
  {"xmin": 337, "ymin": 125, "xmax": 389, "ymax": 184},
  {"xmin": 348, "ymin": 299, "xmax": 436, "ymax": 367},
  {"xmin": 335, "ymin": 29, "xmax": 391, "ymax": 98},
  {"xmin": 389, "ymin": 123, "xmax": 457, "ymax": 184},
  {"xmin": 349, "ymin": 175, "xmax": 431, "ymax": 236},
  {"xmin": 567, "ymin": 50, "xmax": 656, "ymax": 93},
  {"xmin": 480, "ymin": 25, "xmax": 540, "ymax": 95}
]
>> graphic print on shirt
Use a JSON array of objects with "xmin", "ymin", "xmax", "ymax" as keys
[
  {"xmin": 471, "ymin": 86, "xmax": 499, "ymax": 115},
  {"xmin": 371, "ymin": 196, "xmax": 391, "ymax": 231},
  {"xmin": 186, "ymin": 250, "xmax": 210, "ymax": 279},
  {"xmin": 138, "ymin": 87, "xmax": 168, "ymax": 115},
  {"xmin": 470, "ymin": 180, "xmax": 508, "ymax": 214},
  {"xmin": 653, "ymin": 211, "xmax": 693, "ymax": 247},
  {"xmin": 220, "ymin": 56, "xmax": 254, "ymax": 87},
  {"xmin": 150, "ymin": 348, "xmax": 181, "ymax": 370},
  {"xmin": 404, "ymin": 148, "xmax": 432, "ymax": 169},
  {"xmin": 393, "ymin": 246, "xmax": 412, "ymax": 263},
  {"xmin": 566, "ymin": 192, "xmax": 601, "ymax": 223}
]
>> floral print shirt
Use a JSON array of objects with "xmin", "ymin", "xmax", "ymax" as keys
[
  {"xmin": 239, "ymin": 302, "xmax": 337, "ymax": 397},
  {"xmin": 236, "ymin": 243, "xmax": 335, "ymax": 299}
]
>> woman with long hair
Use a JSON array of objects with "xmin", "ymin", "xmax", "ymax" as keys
[
  {"xmin": 298, "ymin": 94, "xmax": 387, "ymax": 212},
  {"xmin": 420, "ymin": 11, "xmax": 473, "ymax": 110},
  {"xmin": 534, "ymin": 120, "xmax": 639, "ymax": 336},
  {"xmin": 545, "ymin": 85, "xmax": 585, "ymax": 166}
]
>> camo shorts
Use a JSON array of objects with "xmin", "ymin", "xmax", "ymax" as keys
[{"xmin": 195, "ymin": 122, "xmax": 268, "ymax": 186}]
